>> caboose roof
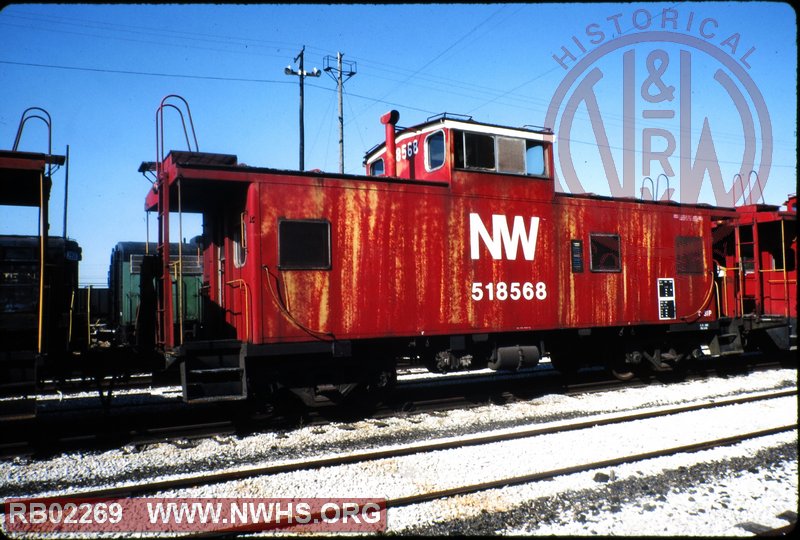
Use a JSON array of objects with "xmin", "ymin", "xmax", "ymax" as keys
[{"xmin": 0, "ymin": 149, "xmax": 64, "ymax": 207}]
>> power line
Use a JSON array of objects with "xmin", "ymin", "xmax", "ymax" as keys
[
  {"xmin": 0, "ymin": 7, "xmax": 584, "ymax": 123},
  {"xmin": 2, "ymin": 7, "xmax": 524, "ymax": 102},
  {"xmin": 0, "ymin": 58, "xmax": 439, "ymax": 116},
  {"xmin": 2, "ymin": 59, "xmax": 791, "ymax": 159},
  {"xmin": 0, "ymin": 13, "xmax": 300, "ymax": 60},
  {"xmin": 352, "ymin": 5, "xmax": 511, "ymax": 123},
  {"xmin": 0, "ymin": 59, "xmax": 293, "ymax": 84}
]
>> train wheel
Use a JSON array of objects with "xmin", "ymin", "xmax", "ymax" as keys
[
  {"xmin": 610, "ymin": 366, "xmax": 635, "ymax": 381},
  {"xmin": 608, "ymin": 357, "xmax": 636, "ymax": 381}
]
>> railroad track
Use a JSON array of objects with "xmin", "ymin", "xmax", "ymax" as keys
[
  {"xmin": 2, "ymin": 378, "xmax": 795, "ymax": 537},
  {"xmin": 0, "ymin": 353, "xmax": 793, "ymax": 459},
  {"xmin": 0, "ymin": 362, "xmax": 587, "ymax": 459},
  {"xmin": 3, "ymin": 388, "xmax": 794, "ymax": 503},
  {"xmin": 36, "ymin": 372, "xmax": 158, "ymax": 395}
]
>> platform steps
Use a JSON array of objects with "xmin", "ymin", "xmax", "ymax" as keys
[
  {"xmin": 710, "ymin": 320, "xmax": 745, "ymax": 356},
  {"xmin": 179, "ymin": 340, "xmax": 247, "ymax": 403}
]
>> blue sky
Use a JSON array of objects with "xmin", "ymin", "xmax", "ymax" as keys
[{"xmin": 1, "ymin": 2, "xmax": 796, "ymax": 286}]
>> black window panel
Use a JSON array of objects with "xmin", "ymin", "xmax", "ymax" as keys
[
  {"xmin": 590, "ymin": 234, "xmax": 621, "ymax": 272},
  {"xmin": 454, "ymin": 131, "xmax": 464, "ymax": 168},
  {"xmin": 739, "ymin": 225, "xmax": 754, "ymax": 243},
  {"xmin": 676, "ymin": 236, "xmax": 704, "ymax": 274},
  {"xmin": 758, "ymin": 222, "xmax": 797, "ymax": 271},
  {"xmin": 278, "ymin": 220, "xmax": 331, "ymax": 270},
  {"xmin": 456, "ymin": 131, "xmax": 495, "ymax": 170}
]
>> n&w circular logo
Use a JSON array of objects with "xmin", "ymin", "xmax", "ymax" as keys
[{"xmin": 545, "ymin": 8, "xmax": 772, "ymax": 206}]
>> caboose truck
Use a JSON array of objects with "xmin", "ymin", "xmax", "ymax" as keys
[{"xmin": 143, "ymin": 101, "xmax": 796, "ymax": 406}]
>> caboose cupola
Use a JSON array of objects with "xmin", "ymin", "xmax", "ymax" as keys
[{"xmin": 364, "ymin": 111, "xmax": 555, "ymax": 188}]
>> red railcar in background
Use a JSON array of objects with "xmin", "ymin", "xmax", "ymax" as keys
[{"xmin": 714, "ymin": 196, "xmax": 797, "ymax": 346}]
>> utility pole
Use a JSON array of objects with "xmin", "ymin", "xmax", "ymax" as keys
[
  {"xmin": 63, "ymin": 144, "xmax": 69, "ymax": 238},
  {"xmin": 324, "ymin": 52, "xmax": 357, "ymax": 174},
  {"xmin": 285, "ymin": 46, "xmax": 320, "ymax": 171}
]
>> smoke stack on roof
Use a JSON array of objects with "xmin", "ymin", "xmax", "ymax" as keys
[{"xmin": 380, "ymin": 110, "xmax": 399, "ymax": 177}]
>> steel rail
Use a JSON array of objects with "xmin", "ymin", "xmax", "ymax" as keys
[
  {"xmin": 384, "ymin": 424, "xmax": 797, "ymax": 509},
  {"xmin": 189, "ymin": 422, "xmax": 797, "ymax": 537},
  {"xmin": 1, "ymin": 355, "xmax": 792, "ymax": 460},
  {"xmin": 3, "ymin": 388, "xmax": 794, "ymax": 506}
]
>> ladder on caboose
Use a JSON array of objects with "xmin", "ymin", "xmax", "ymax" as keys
[
  {"xmin": 150, "ymin": 96, "xmax": 248, "ymax": 403},
  {"xmin": 154, "ymin": 95, "xmax": 199, "ymax": 351},
  {"xmin": 734, "ymin": 222, "xmax": 761, "ymax": 317}
]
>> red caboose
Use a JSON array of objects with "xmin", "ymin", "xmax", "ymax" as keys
[
  {"xmin": 713, "ymin": 195, "xmax": 797, "ymax": 350},
  {"xmin": 144, "ymin": 107, "xmax": 796, "ymax": 403}
]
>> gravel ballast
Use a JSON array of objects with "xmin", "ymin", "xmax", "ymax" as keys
[{"xmin": 1, "ymin": 367, "xmax": 797, "ymax": 536}]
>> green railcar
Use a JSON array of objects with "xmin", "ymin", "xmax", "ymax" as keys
[{"xmin": 109, "ymin": 241, "xmax": 203, "ymax": 344}]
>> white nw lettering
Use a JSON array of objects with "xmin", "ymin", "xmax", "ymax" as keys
[{"xmin": 469, "ymin": 213, "xmax": 540, "ymax": 261}]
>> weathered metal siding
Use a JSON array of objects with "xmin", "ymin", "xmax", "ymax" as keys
[
  {"xmin": 253, "ymin": 171, "xmax": 558, "ymax": 343},
  {"xmin": 554, "ymin": 195, "xmax": 717, "ymax": 328},
  {"xmin": 156, "ymin": 150, "xmax": 731, "ymax": 350}
]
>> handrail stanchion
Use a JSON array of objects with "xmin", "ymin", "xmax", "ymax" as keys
[{"xmin": 640, "ymin": 176, "xmax": 654, "ymax": 201}]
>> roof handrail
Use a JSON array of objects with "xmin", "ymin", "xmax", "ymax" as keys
[
  {"xmin": 748, "ymin": 170, "xmax": 764, "ymax": 205},
  {"xmin": 156, "ymin": 95, "xmax": 199, "ymax": 166},
  {"xmin": 426, "ymin": 112, "xmax": 473, "ymax": 123},
  {"xmin": 640, "ymin": 176, "xmax": 655, "ymax": 200},
  {"xmin": 732, "ymin": 172, "xmax": 755, "ymax": 206},
  {"xmin": 732, "ymin": 173, "xmax": 743, "ymax": 206},
  {"xmin": 522, "ymin": 124, "xmax": 554, "ymax": 133},
  {"xmin": 12, "ymin": 107, "xmax": 55, "ymax": 176},
  {"xmin": 657, "ymin": 173, "xmax": 672, "ymax": 201}
]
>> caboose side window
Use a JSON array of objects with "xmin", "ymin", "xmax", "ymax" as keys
[
  {"xmin": 233, "ymin": 212, "xmax": 247, "ymax": 269},
  {"xmin": 497, "ymin": 137, "xmax": 526, "ymax": 174},
  {"xmin": 369, "ymin": 158, "xmax": 384, "ymax": 176},
  {"xmin": 426, "ymin": 130, "xmax": 445, "ymax": 171},
  {"xmin": 455, "ymin": 131, "xmax": 495, "ymax": 170},
  {"xmin": 675, "ymin": 236, "xmax": 704, "ymax": 274},
  {"xmin": 453, "ymin": 129, "xmax": 549, "ymax": 178},
  {"xmin": 526, "ymin": 141, "xmax": 546, "ymax": 176},
  {"xmin": 589, "ymin": 233, "xmax": 621, "ymax": 272},
  {"xmin": 278, "ymin": 219, "xmax": 331, "ymax": 270}
]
